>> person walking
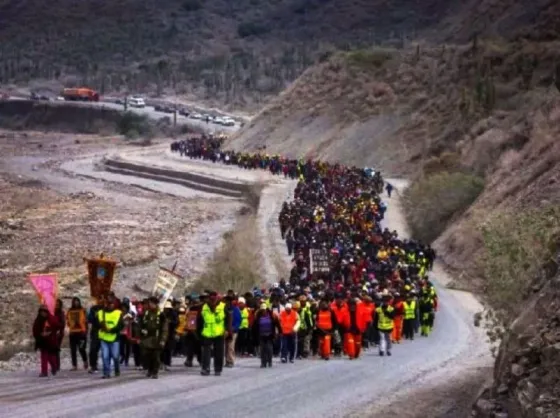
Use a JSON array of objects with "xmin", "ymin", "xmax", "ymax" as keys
[
  {"xmin": 140, "ymin": 296, "xmax": 168, "ymax": 379},
  {"xmin": 279, "ymin": 303, "xmax": 300, "ymax": 363},
  {"xmin": 252, "ymin": 303, "xmax": 280, "ymax": 368},
  {"xmin": 391, "ymin": 293, "xmax": 404, "ymax": 344},
  {"xmin": 66, "ymin": 297, "xmax": 88, "ymax": 371},
  {"xmin": 225, "ymin": 295, "xmax": 241, "ymax": 368},
  {"xmin": 97, "ymin": 296, "xmax": 124, "ymax": 378},
  {"xmin": 33, "ymin": 305, "xmax": 62, "ymax": 377},
  {"xmin": 374, "ymin": 293, "xmax": 395, "ymax": 356},
  {"xmin": 161, "ymin": 301, "xmax": 177, "ymax": 371},
  {"xmin": 315, "ymin": 300, "xmax": 335, "ymax": 360},
  {"xmin": 87, "ymin": 296, "xmax": 104, "ymax": 374},
  {"xmin": 402, "ymin": 293, "xmax": 417, "ymax": 340},
  {"xmin": 53, "ymin": 299, "xmax": 65, "ymax": 373},
  {"xmin": 184, "ymin": 297, "xmax": 201, "ymax": 368},
  {"xmin": 198, "ymin": 291, "xmax": 229, "ymax": 376},
  {"xmin": 236, "ymin": 297, "xmax": 251, "ymax": 357},
  {"xmin": 297, "ymin": 296, "xmax": 314, "ymax": 359}
]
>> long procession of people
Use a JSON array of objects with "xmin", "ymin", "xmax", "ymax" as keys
[{"xmin": 32, "ymin": 135, "xmax": 438, "ymax": 378}]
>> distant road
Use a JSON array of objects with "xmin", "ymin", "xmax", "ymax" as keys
[{"xmin": 3, "ymin": 95, "xmax": 241, "ymax": 134}]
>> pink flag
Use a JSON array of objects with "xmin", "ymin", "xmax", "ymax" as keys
[{"xmin": 28, "ymin": 273, "xmax": 58, "ymax": 315}]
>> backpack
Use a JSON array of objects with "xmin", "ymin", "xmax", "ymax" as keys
[{"xmin": 259, "ymin": 315, "xmax": 273, "ymax": 337}]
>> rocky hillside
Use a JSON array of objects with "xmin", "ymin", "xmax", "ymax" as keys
[{"xmin": 1, "ymin": 0, "xmax": 558, "ymax": 110}]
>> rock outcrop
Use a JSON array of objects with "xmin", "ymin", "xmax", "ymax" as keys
[{"xmin": 472, "ymin": 257, "xmax": 560, "ymax": 418}]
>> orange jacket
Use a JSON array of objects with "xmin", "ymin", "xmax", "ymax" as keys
[
  {"xmin": 330, "ymin": 302, "xmax": 349, "ymax": 327},
  {"xmin": 279, "ymin": 310, "xmax": 299, "ymax": 335},
  {"xmin": 361, "ymin": 301, "xmax": 375, "ymax": 324},
  {"xmin": 340, "ymin": 305, "xmax": 368, "ymax": 333}
]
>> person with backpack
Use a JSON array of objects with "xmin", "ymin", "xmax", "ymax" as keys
[{"xmin": 252, "ymin": 303, "xmax": 281, "ymax": 368}]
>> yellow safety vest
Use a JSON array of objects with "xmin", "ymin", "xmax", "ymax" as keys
[
  {"xmin": 240, "ymin": 308, "xmax": 249, "ymax": 329},
  {"xmin": 97, "ymin": 309, "xmax": 122, "ymax": 342},
  {"xmin": 403, "ymin": 301, "xmax": 416, "ymax": 320},
  {"xmin": 376, "ymin": 306, "xmax": 394, "ymax": 331},
  {"xmin": 201, "ymin": 302, "xmax": 225, "ymax": 338}
]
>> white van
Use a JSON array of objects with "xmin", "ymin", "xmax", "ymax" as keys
[{"xmin": 128, "ymin": 96, "xmax": 146, "ymax": 108}]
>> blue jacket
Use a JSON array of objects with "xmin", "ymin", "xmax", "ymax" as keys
[{"xmin": 231, "ymin": 306, "xmax": 241, "ymax": 332}]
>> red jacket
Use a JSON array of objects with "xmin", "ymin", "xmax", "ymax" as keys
[
  {"xmin": 340, "ymin": 304, "xmax": 368, "ymax": 334},
  {"xmin": 330, "ymin": 302, "xmax": 349, "ymax": 328},
  {"xmin": 33, "ymin": 313, "xmax": 61, "ymax": 352}
]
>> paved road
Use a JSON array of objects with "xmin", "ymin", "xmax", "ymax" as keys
[
  {"xmin": 3, "ymin": 96, "xmax": 240, "ymax": 134},
  {"xmin": 0, "ymin": 154, "xmax": 489, "ymax": 417}
]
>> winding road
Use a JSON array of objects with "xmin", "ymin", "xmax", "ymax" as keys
[{"xmin": 0, "ymin": 101, "xmax": 491, "ymax": 417}]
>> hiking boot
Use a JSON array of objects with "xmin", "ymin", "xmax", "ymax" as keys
[
  {"xmin": 184, "ymin": 361, "xmax": 193, "ymax": 368},
  {"xmin": 83, "ymin": 363, "xmax": 88, "ymax": 370},
  {"xmin": 115, "ymin": 370, "xmax": 120, "ymax": 377},
  {"xmin": 215, "ymin": 371, "xmax": 221, "ymax": 376},
  {"xmin": 289, "ymin": 359, "xmax": 294, "ymax": 364},
  {"xmin": 151, "ymin": 374, "xmax": 159, "ymax": 379},
  {"xmin": 200, "ymin": 370, "xmax": 210, "ymax": 376},
  {"xmin": 102, "ymin": 375, "xmax": 110, "ymax": 379},
  {"xmin": 379, "ymin": 351, "xmax": 385, "ymax": 357},
  {"xmin": 225, "ymin": 363, "xmax": 234, "ymax": 368},
  {"xmin": 71, "ymin": 366, "xmax": 78, "ymax": 371},
  {"xmin": 39, "ymin": 373, "xmax": 48, "ymax": 378},
  {"xmin": 387, "ymin": 351, "xmax": 392, "ymax": 357},
  {"xmin": 281, "ymin": 358, "xmax": 287, "ymax": 364},
  {"xmin": 260, "ymin": 364, "xmax": 266, "ymax": 368}
]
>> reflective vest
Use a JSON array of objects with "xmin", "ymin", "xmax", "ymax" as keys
[
  {"xmin": 316, "ymin": 310, "xmax": 333, "ymax": 331},
  {"xmin": 185, "ymin": 310, "xmax": 198, "ymax": 332},
  {"xmin": 375, "ymin": 306, "xmax": 394, "ymax": 331},
  {"xmin": 240, "ymin": 308, "xmax": 249, "ymax": 329},
  {"xmin": 403, "ymin": 301, "xmax": 416, "ymax": 320},
  {"xmin": 201, "ymin": 302, "xmax": 225, "ymax": 338},
  {"xmin": 279, "ymin": 310, "xmax": 298, "ymax": 335},
  {"xmin": 299, "ymin": 306, "xmax": 313, "ymax": 331},
  {"xmin": 97, "ymin": 309, "xmax": 122, "ymax": 342}
]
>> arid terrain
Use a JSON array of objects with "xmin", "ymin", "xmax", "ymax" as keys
[{"xmin": 0, "ymin": 130, "xmax": 240, "ymax": 352}]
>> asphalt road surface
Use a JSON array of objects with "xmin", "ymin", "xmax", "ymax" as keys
[{"xmin": 0, "ymin": 156, "xmax": 489, "ymax": 417}]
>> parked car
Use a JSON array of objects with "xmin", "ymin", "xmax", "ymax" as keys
[
  {"xmin": 221, "ymin": 117, "xmax": 235, "ymax": 126},
  {"xmin": 190, "ymin": 113, "xmax": 203, "ymax": 120},
  {"xmin": 178, "ymin": 108, "xmax": 190, "ymax": 116}
]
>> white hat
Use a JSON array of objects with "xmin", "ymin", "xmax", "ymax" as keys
[
  {"xmin": 164, "ymin": 301, "xmax": 173, "ymax": 309},
  {"xmin": 285, "ymin": 303, "xmax": 292, "ymax": 309},
  {"xmin": 238, "ymin": 297, "xmax": 246, "ymax": 304}
]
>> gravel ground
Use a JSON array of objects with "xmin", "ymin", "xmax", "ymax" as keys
[
  {"xmin": 0, "ymin": 158, "xmax": 492, "ymax": 417},
  {"xmin": 0, "ymin": 132, "xmax": 240, "ymax": 351}
]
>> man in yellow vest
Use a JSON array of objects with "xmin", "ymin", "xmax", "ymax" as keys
[
  {"xmin": 97, "ymin": 296, "xmax": 124, "ymax": 378},
  {"xmin": 374, "ymin": 293, "xmax": 395, "ymax": 357},
  {"xmin": 197, "ymin": 291, "xmax": 230, "ymax": 376},
  {"xmin": 402, "ymin": 292, "xmax": 417, "ymax": 340}
]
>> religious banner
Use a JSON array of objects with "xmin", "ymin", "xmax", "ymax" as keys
[
  {"xmin": 153, "ymin": 267, "xmax": 180, "ymax": 310},
  {"xmin": 28, "ymin": 273, "xmax": 58, "ymax": 315},
  {"xmin": 85, "ymin": 256, "xmax": 117, "ymax": 298},
  {"xmin": 310, "ymin": 248, "xmax": 331, "ymax": 273}
]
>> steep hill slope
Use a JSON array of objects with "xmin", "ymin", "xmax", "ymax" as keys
[{"xmin": 2, "ymin": 0, "xmax": 558, "ymax": 110}]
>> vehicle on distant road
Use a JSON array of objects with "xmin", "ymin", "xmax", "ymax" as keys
[
  {"xmin": 61, "ymin": 87, "xmax": 99, "ymax": 102},
  {"xmin": 128, "ymin": 96, "xmax": 146, "ymax": 108},
  {"xmin": 221, "ymin": 117, "xmax": 235, "ymax": 126},
  {"xmin": 30, "ymin": 92, "xmax": 51, "ymax": 101},
  {"xmin": 190, "ymin": 112, "xmax": 203, "ymax": 120},
  {"xmin": 178, "ymin": 107, "xmax": 190, "ymax": 116}
]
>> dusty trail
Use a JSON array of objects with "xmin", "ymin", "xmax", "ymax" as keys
[{"xmin": 0, "ymin": 152, "xmax": 491, "ymax": 417}]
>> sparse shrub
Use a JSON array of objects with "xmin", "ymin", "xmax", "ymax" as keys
[
  {"xmin": 189, "ymin": 214, "xmax": 262, "ymax": 294},
  {"xmin": 403, "ymin": 171, "xmax": 485, "ymax": 243},
  {"xmin": 346, "ymin": 48, "xmax": 395, "ymax": 69},
  {"xmin": 237, "ymin": 22, "xmax": 269, "ymax": 38},
  {"xmin": 182, "ymin": 0, "xmax": 202, "ymax": 11},
  {"xmin": 478, "ymin": 206, "xmax": 560, "ymax": 324},
  {"xmin": 117, "ymin": 112, "xmax": 153, "ymax": 138}
]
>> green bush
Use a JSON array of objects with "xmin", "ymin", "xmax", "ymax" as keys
[
  {"xmin": 346, "ymin": 48, "xmax": 395, "ymax": 69},
  {"xmin": 117, "ymin": 112, "xmax": 153, "ymax": 138},
  {"xmin": 478, "ymin": 206, "xmax": 560, "ymax": 323},
  {"xmin": 403, "ymin": 171, "xmax": 485, "ymax": 243},
  {"xmin": 237, "ymin": 22, "xmax": 270, "ymax": 38}
]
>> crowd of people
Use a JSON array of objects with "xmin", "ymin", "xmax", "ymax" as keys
[{"xmin": 32, "ymin": 135, "xmax": 438, "ymax": 378}]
